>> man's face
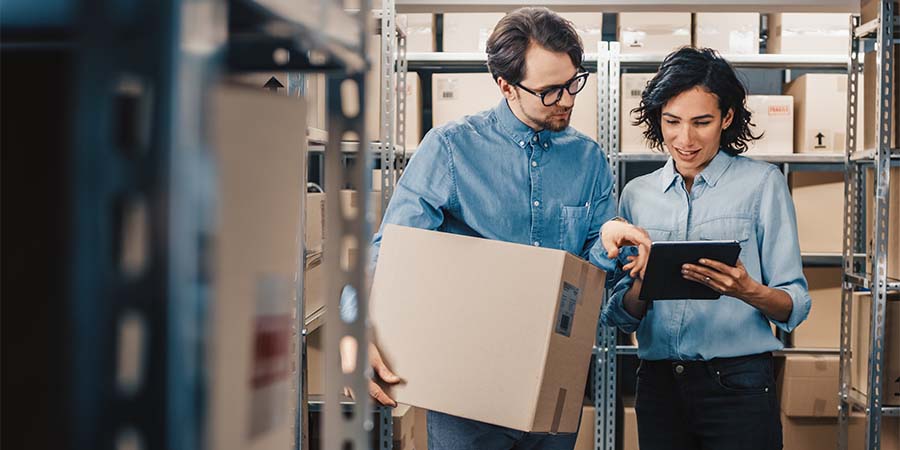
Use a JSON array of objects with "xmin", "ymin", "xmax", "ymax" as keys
[{"xmin": 504, "ymin": 44, "xmax": 580, "ymax": 132}]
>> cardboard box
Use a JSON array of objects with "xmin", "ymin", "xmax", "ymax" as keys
[
  {"xmin": 746, "ymin": 95, "xmax": 794, "ymax": 154},
  {"xmin": 399, "ymin": 72, "xmax": 422, "ymax": 149},
  {"xmin": 208, "ymin": 85, "xmax": 305, "ymax": 450},
  {"xmin": 863, "ymin": 49, "xmax": 900, "ymax": 151},
  {"xmin": 782, "ymin": 412, "xmax": 899, "ymax": 450},
  {"xmin": 442, "ymin": 13, "xmax": 505, "ymax": 53},
  {"xmin": 785, "ymin": 73, "xmax": 862, "ymax": 153},
  {"xmin": 405, "ymin": 13, "xmax": 435, "ymax": 52},
  {"xmin": 792, "ymin": 267, "xmax": 843, "ymax": 348},
  {"xmin": 693, "ymin": 13, "xmax": 760, "ymax": 54},
  {"xmin": 861, "ymin": 0, "xmax": 899, "ymax": 23},
  {"xmin": 342, "ymin": 36, "xmax": 384, "ymax": 143},
  {"xmin": 393, "ymin": 404, "xmax": 415, "ymax": 450},
  {"xmin": 432, "ymin": 73, "xmax": 503, "ymax": 127},
  {"xmin": 865, "ymin": 167, "xmax": 900, "ymax": 280},
  {"xmin": 370, "ymin": 225, "xmax": 606, "ymax": 433},
  {"xmin": 624, "ymin": 399, "xmax": 639, "ymax": 450},
  {"xmin": 414, "ymin": 407, "xmax": 428, "ymax": 450},
  {"xmin": 306, "ymin": 327, "xmax": 324, "ymax": 395},
  {"xmin": 307, "ymin": 193, "xmax": 325, "ymax": 253},
  {"xmin": 851, "ymin": 292, "xmax": 900, "ymax": 405},
  {"xmin": 618, "ymin": 13, "xmax": 691, "ymax": 54},
  {"xmin": 767, "ymin": 13, "xmax": 850, "ymax": 55},
  {"xmin": 778, "ymin": 355, "xmax": 840, "ymax": 418},
  {"xmin": 620, "ymin": 73, "xmax": 656, "ymax": 153},
  {"xmin": 560, "ymin": 13, "xmax": 604, "ymax": 54},
  {"xmin": 790, "ymin": 171, "xmax": 844, "ymax": 254},
  {"xmin": 573, "ymin": 404, "xmax": 596, "ymax": 450},
  {"xmin": 571, "ymin": 70, "xmax": 599, "ymax": 138},
  {"xmin": 304, "ymin": 252, "xmax": 324, "ymax": 320}
]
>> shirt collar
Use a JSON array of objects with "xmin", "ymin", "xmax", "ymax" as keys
[
  {"xmin": 658, "ymin": 150, "xmax": 734, "ymax": 192},
  {"xmin": 493, "ymin": 100, "xmax": 555, "ymax": 150}
]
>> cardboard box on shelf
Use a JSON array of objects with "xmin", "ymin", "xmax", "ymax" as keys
[
  {"xmin": 306, "ymin": 74, "xmax": 327, "ymax": 131},
  {"xmin": 208, "ymin": 85, "xmax": 306, "ymax": 450},
  {"xmin": 414, "ymin": 407, "xmax": 429, "ymax": 450},
  {"xmin": 767, "ymin": 13, "xmax": 850, "ymax": 55},
  {"xmin": 442, "ymin": 13, "xmax": 505, "ymax": 53},
  {"xmin": 573, "ymin": 404, "xmax": 596, "ymax": 450},
  {"xmin": 865, "ymin": 167, "xmax": 900, "ymax": 280},
  {"xmin": 307, "ymin": 193, "xmax": 325, "ymax": 253},
  {"xmin": 618, "ymin": 13, "xmax": 691, "ymax": 54},
  {"xmin": 624, "ymin": 398, "xmax": 639, "ymax": 450},
  {"xmin": 405, "ymin": 13, "xmax": 435, "ymax": 52},
  {"xmin": 370, "ymin": 225, "xmax": 606, "ymax": 432},
  {"xmin": 304, "ymin": 251, "xmax": 324, "ymax": 321},
  {"xmin": 782, "ymin": 412, "xmax": 899, "ymax": 450},
  {"xmin": 863, "ymin": 49, "xmax": 900, "ymax": 151},
  {"xmin": 778, "ymin": 355, "xmax": 840, "ymax": 418},
  {"xmin": 792, "ymin": 267, "xmax": 843, "ymax": 349},
  {"xmin": 851, "ymin": 292, "xmax": 900, "ymax": 405},
  {"xmin": 745, "ymin": 95, "xmax": 794, "ymax": 154},
  {"xmin": 393, "ymin": 404, "xmax": 416, "ymax": 450},
  {"xmin": 571, "ymin": 71, "xmax": 599, "ymax": 139},
  {"xmin": 785, "ymin": 73, "xmax": 864, "ymax": 153},
  {"xmin": 306, "ymin": 327, "xmax": 324, "ymax": 396},
  {"xmin": 341, "ymin": 35, "xmax": 384, "ymax": 143},
  {"xmin": 790, "ymin": 171, "xmax": 844, "ymax": 254},
  {"xmin": 560, "ymin": 13, "xmax": 604, "ymax": 54},
  {"xmin": 432, "ymin": 73, "xmax": 503, "ymax": 127},
  {"xmin": 620, "ymin": 73, "xmax": 656, "ymax": 153},
  {"xmin": 693, "ymin": 13, "xmax": 760, "ymax": 55},
  {"xmin": 400, "ymin": 72, "xmax": 423, "ymax": 149},
  {"xmin": 861, "ymin": 0, "xmax": 900, "ymax": 23}
]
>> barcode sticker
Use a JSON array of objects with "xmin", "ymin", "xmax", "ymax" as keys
[{"xmin": 555, "ymin": 282, "xmax": 579, "ymax": 337}]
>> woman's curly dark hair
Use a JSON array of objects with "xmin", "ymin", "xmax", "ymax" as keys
[{"xmin": 632, "ymin": 47, "xmax": 761, "ymax": 155}]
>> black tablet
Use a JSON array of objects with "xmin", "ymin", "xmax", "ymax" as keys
[{"xmin": 638, "ymin": 240, "xmax": 741, "ymax": 301}]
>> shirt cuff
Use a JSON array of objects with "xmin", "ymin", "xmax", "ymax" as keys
[
  {"xmin": 769, "ymin": 285, "xmax": 811, "ymax": 333},
  {"xmin": 591, "ymin": 246, "xmax": 642, "ymax": 333}
]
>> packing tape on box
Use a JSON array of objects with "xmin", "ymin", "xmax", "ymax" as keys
[
  {"xmin": 577, "ymin": 262, "xmax": 588, "ymax": 304},
  {"xmin": 550, "ymin": 387, "xmax": 568, "ymax": 434}
]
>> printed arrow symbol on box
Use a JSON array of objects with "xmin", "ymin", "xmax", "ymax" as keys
[
  {"xmin": 815, "ymin": 132, "xmax": 825, "ymax": 146},
  {"xmin": 264, "ymin": 76, "xmax": 284, "ymax": 92}
]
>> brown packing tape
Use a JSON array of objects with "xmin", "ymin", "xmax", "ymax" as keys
[
  {"xmin": 577, "ymin": 261, "xmax": 588, "ymax": 304},
  {"xmin": 550, "ymin": 387, "xmax": 567, "ymax": 434}
]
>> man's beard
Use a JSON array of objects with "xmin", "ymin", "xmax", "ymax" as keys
[{"xmin": 523, "ymin": 107, "xmax": 572, "ymax": 132}]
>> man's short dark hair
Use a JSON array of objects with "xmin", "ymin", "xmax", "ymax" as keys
[
  {"xmin": 633, "ymin": 47, "xmax": 761, "ymax": 155},
  {"xmin": 485, "ymin": 7, "xmax": 584, "ymax": 85}
]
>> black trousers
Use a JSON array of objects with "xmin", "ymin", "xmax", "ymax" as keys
[{"xmin": 635, "ymin": 352, "xmax": 783, "ymax": 450}]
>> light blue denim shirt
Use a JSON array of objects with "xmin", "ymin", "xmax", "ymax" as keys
[
  {"xmin": 373, "ymin": 99, "xmax": 618, "ymax": 261},
  {"xmin": 600, "ymin": 151, "xmax": 811, "ymax": 361}
]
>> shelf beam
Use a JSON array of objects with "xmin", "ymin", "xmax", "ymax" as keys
[{"xmin": 396, "ymin": 0, "xmax": 858, "ymax": 14}]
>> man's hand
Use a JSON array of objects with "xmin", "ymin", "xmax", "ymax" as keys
[
  {"xmin": 341, "ymin": 342, "xmax": 401, "ymax": 407},
  {"xmin": 600, "ymin": 219, "xmax": 652, "ymax": 278}
]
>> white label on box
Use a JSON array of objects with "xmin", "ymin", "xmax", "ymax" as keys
[
  {"xmin": 621, "ymin": 30, "xmax": 647, "ymax": 48},
  {"xmin": 436, "ymin": 78, "xmax": 458, "ymax": 101},
  {"xmin": 556, "ymin": 282, "xmax": 579, "ymax": 337}
]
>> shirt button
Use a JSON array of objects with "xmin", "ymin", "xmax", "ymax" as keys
[
  {"xmin": 532, "ymin": 135, "xmax": 539, "ymax": 142},
  {"xmin": 543, "ymin": 143, "xmax": 549, "ymax": 148},
  {"xmin": 533, "ymin": 201, "xmax": 540, "ymax": 207},
  {"xmin": 533, "ymin": 241, "xmax": 540, "ymax": 247},
  {"xmin": 518, "ymin": 140, "xmax": 525, "ymax": 146},
  {"xmin": 532, "ymin": 161, "xmax": 538, "ymax": 167},
  {"xmin": 675, "ymin": 364, "xmax": 685, "ymax": 374}
]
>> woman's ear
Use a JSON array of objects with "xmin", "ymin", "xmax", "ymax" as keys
[{"xmin": 722, "ymin": 108, "xmax": 735, "ymax": 130}]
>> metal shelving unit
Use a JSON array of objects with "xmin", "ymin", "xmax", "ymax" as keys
[
  {"xmin": 839, "ymin": 5, "xmax": 900, "ymax": 449},
  {"xmin": 395, "ymin": 0, "xmax": 857, "ymax": 13}
]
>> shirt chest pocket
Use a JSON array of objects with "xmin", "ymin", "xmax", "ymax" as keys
[
  {"xmin": 559, "ymin": 205, "xmax": 590, "ymax": 255},
  {"xmin": 693, "ymin": 217, "xmax": 753, "ymax": 257}
]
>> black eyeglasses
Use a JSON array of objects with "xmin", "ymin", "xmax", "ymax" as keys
[{"xmin": 515, "ymin": 70, "xmax": 590, "ymax": 107}]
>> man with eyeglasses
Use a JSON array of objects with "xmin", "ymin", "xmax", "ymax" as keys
[{"xmin": 355, "ymin": 7, "xmax": 651, "ymax": 450}]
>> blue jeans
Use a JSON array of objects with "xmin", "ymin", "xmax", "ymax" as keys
[
  {"xmin": 635, "ymin": 352, "xmax": 783, "ymax": 450},
  {"xmin": 427, "ymin": 411, "xmax": 580, "ymax": 450}
]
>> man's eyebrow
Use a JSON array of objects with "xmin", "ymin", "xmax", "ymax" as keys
[{"xmin": 532, "ymin": 70, "xmax": 580, "ymax": 91}]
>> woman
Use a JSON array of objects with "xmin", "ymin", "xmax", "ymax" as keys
[{"xmin": 601, "ymin": 47, "xmax": 811, "ymax": 450}]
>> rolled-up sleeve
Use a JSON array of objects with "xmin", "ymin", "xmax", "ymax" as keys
[
  {"xmin": 593, "ymin": 186, "xmax": 642, "ymax": 333},
  {"xmin": 758, "ymin": 168, "xmax": 811, "ymax": 332}
]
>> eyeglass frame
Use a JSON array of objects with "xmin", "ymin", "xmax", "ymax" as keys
[{"xmin": 514, "ymin": 69, "xmax": 590, "ymax": 107}]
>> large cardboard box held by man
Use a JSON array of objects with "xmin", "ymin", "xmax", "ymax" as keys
[{"xmin": 370, "ymin": 225, "xmax": 606, "ymax": 433}]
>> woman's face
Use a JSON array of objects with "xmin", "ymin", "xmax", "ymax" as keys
[{"xmin": 660, "ymin": 86, "xmax": 733, "ymax": 179}]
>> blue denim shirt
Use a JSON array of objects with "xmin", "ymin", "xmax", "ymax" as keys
[
  {"xmin": 341, "ymin": 100, "xmax": 619, "ymax": 321},
  {"xmin": 601, "ymin": 151, "xmax": 811, "ymax": 361}
]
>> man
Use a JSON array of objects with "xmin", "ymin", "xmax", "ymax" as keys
[{"xmin": 355, "ymin": 7, "xmax": 650, "ymax": 449}]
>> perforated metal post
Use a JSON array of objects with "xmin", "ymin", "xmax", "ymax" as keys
[
  {"xmin": 838, "ymin": 14, "xmax": 862, "ymax": 450},
  {"xmin": 380, "ymin": 2, "xmax": 397, "ymax": 216},
  {"xmin": 865, "ymin": 2, "xmax": 895, "ymax": 448},
  {"xmin": 322, "ymin": 3, "xmax": 377, "ymax": 449},
  {"xmin": 396, "ymin": 30, "xmax": 409, "ymax": 175}
]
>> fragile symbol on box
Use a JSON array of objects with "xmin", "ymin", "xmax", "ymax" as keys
[{"xmin": 768, "ymin": 104, "xmax": 791, "ymax": 115}]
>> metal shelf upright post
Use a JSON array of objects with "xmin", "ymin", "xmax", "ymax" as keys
[{"xmin": 839, "ymin": 3, "xmax": 900, "ymax": 450}]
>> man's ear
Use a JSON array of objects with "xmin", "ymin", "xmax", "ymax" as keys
[{"xmin": 498, "ymin": 76, "xmax": 517, "ymax": 101}]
